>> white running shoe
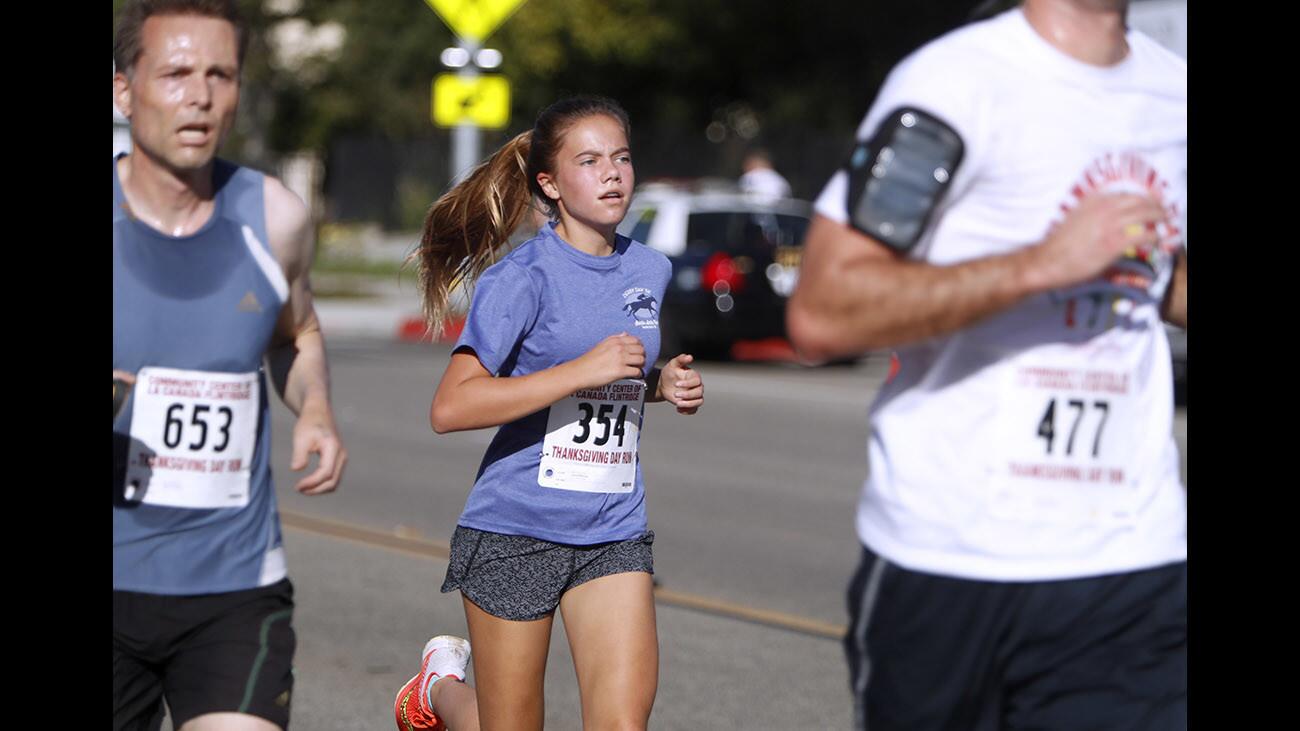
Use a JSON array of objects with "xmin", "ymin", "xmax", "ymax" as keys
[
  {"xmin": 393, "ymin": 635, "xmax": 471, "ymax": 731},
  {"xmin": 420, "ymin": 635, "xmax": 471, "ymax": 686}
]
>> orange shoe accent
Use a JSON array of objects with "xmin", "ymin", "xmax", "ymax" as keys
[{"xmin": 393, "ymin": 672, "xmax": 445, "ymax": 731}]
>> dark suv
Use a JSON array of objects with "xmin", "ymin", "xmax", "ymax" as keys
[{"xmin": 617, "ymin": 183, "xmax": 811, "ymax": 359}]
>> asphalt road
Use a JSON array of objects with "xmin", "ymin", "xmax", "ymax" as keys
[{"xmin": 168, "ymin": 339, "xmax": 1187, "ymax": 730}]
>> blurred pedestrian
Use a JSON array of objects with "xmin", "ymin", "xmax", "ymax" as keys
[
  {"xmin": 112, "ymin": 2, "xmax": 348, "ymax": 729},
  {"xmin": 788, "ymin": 0, "xmax": 1186, "ymax": 728},
  {"xmin": 393, "ymin": 96, "xmax": 705, "ymax": 731},
  {"xmin": 738, "ymin": 148, "xmax": 792, "ymax": 201}
]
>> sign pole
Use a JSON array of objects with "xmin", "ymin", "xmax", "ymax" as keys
[
  {"xmin": 425, "ymin": 0, "xmax": 527, "ymax": 185},
  {"xmin": 451, "ymin": 37, "xmax": 481, "ymax": 185}
]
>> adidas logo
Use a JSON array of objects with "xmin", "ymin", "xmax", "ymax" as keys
[{"xmin": 238, "ymin": 291, "xmax": 262, "ymax": 313}]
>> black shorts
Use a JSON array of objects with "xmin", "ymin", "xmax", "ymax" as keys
[
  {"xmin": 441, "ymin": 526, "xmax": 655, "ymax": 621},
  {"xmin": 113, "ymin": 578, "xmax": 297, "ymax": 731},
  {"xmin": 844, "ymin": 545, "xmax": 1186, "ymax": 731}
]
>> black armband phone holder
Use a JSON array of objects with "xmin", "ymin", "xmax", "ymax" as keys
[{"xmin": 844, "ymin": 107, "xmax": 964, "ymax": 253}]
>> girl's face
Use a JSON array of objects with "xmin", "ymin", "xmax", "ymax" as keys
[{"xmin": 536, "ymin": 114, "xmax": 635, "ymax": 238}]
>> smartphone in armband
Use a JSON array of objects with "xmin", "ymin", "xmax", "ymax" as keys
[{"xmin": 844, "ymin": 107, "xmax": 965, "ymax": 254}]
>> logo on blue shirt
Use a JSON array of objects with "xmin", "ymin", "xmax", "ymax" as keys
[{"xmin": 622, "ymin": 288, "xmax": 659, "ymax": 328}]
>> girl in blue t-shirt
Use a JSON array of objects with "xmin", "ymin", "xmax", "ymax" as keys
[{"xmin": 393, "ymin": 96, "xmax": 704, "ymax": 731}]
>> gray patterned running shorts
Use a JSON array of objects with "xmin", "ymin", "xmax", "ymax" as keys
[{"xmin": 440, "ymin": 526, "xmax": 655, "ymax": 621}]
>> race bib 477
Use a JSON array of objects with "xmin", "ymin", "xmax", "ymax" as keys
[{"xmin": 990, "ymin": 347, "xmax": 1142, "ymax": 526}]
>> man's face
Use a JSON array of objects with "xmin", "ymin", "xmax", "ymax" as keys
[{"xmin": 114, "ymin": 14, "xmax": 240, "ymax": 174}]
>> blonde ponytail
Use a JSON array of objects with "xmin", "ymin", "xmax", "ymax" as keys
[
  {"xmin": 412, "ymin": 96, "xmax": 632, "ymax": 340},
  {"xmin": 413, "ymin": 131, "xmax": 540, "ymax": 339}
]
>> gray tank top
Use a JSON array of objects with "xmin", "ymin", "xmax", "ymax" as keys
[{"xmin": 113, "ymin": 155, "xmax": 289, "ymax": 595}]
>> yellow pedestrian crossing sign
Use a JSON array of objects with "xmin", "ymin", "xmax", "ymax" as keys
[
  {"xmin": 433, "ymin": 74, "xmax": 510, "ymax": 129},
  {"xmin": 423, "ymin": 0, "xmax": 528, "ymax": 43}
]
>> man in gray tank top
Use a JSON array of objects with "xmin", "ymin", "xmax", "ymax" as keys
[{"xmin": 112, "ymin": 2, "xmax": 348, "ymax": 729}]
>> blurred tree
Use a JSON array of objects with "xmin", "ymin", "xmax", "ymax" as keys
[
  {"xmin": 266, "ymin": 0, "xmax": 451, "ymax": 150},
  {"xmin": 115, "ymin": 0, "xmax": 977, "ymax": 155},
  {"xmin": 113, "ymin": 0, "xmax": 986, "ymax": 218}
]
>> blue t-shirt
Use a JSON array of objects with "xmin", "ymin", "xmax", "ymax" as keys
[{"xmin": 454, "ymin": 222, "xmax": 671, "ymax": 544}]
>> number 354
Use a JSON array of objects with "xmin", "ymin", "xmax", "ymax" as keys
[{"xmin": 573, "ymin": 403, "xmax": 629, "ymax": 447}]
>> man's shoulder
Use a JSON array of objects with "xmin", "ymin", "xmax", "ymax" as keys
[
  {"xmin": 253, "ymin": 167, "xmax": 304, "ymax": 209},
  {"xmin": 895, "ymin": 13, "xmax": 1015, "ymax": 82},
  {"xmin": 1128, "ymin": 30, "xmax": 1187, "ymax": 83},
  {"xmin": 213, "ymin": 157, "xmax": 263, "ymax": 190},
  {"xmin": 262, "ymin": 175, "xmax": 309, "ymax": 224},
  {"xmin": 241, "ymin": 166, "xmax": 311, "ymax": 273},
  {"xmin": 213, "ymin": 159, "xmax": 306, "ymax": 221},
  {"xmin": 864, "ymin": 19, "xmax": 1006, "ymax": 141}
]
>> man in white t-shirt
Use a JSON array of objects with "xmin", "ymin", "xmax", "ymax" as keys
[
  {"xmin": 787, "ymin": 1, "xmax": 1186, "ymax": 728},
  {"xmin": 738, "ymin": 148, "xmax": 793, "ymax": 201}
]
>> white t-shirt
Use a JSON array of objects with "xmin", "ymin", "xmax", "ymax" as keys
[
  {"xmin": 740, "ymin": 167, "xmax": 793, "ymax": 200},
  {"xmin": 815, "ymin": 8, "xmax": 1186, "ymax": 581}
]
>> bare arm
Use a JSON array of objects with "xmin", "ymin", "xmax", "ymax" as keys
[
  {"xmin": 787, "ymin": 193, "xmax": 1171, "ymax": 362},
  {"xmin": 262, "ymin": 177, "xmax": 347, "ymax": 494},
  {"xmin": 431, "ymin": 334, "xmax": 646, "ymax": 433},
  {"xmin": 1160, "ymin": 252, "xmax": 1186, "ymax": 329},
  {"xmin": 787, "ymin": 215, "xmax": 1042, "ymax": 361}
]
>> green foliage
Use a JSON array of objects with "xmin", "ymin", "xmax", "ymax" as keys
[
  {"xmin": 395, "ymin": 174, "xmax": 437, "ymax": 231},
  {"xmin": 112, "ymin": 0, "xmax": 980, "ymax": 174}
]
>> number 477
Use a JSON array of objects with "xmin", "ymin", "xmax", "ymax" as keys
[{"xmin": 1037, "ymin": 398, "xmax": 1109, "ymax": 457}]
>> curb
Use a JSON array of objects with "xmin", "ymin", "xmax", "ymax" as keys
[
  {"xmin": 396, "ymin": 316, "xmax": 465, "ymax": 343},
  {"xmin": 313, "ymin": 297, "xmax": 463, "ymax": 343}
]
